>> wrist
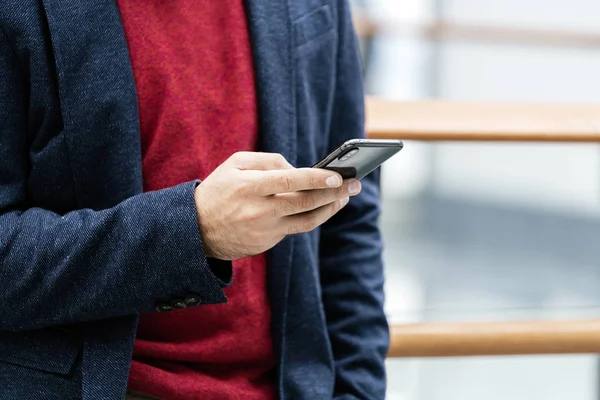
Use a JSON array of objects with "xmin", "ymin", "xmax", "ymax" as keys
[{"xmin": 194, "ymin": 185, "xmax": 215, "ymax": 258}]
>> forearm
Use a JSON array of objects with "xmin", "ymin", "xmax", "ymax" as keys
[
  {"xmin": 0, "ymin": 181, "xmax": 231, "ymax": 332},
  {"xmin": 0, "ymin": 28, "xmax": 230, "ymax": 332}
]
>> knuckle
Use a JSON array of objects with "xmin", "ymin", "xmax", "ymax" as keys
[
  {"xmin": 276, "ymin": 196, "xmax": 294, "ymax": 215},
  {"xmin": 310, "ymin": 175, "xmax": 323, "ymax": 189},
  {"xmin": 230, "ymin": 151, "xmax": 245, "ymax": 161},
  {"xmin": 270, "ymin": 203, "xmax": 281, "ymax": 218},
  {"xmin": 274, "ymin": 153, "xmax": 288, "ymax": 165},
  {"xmin": 333, "ymin": 200, "xmax": 343, "ymax": 211},
  {"xmin": 333, "ymin": 185, "xmax": 346, "ymax": 197},
  {"xmin": 286, "ymin": 223, "xmax": 299, "ymax": 236},
  {"xmin": 241, "ymin": 207, "xmax": 264, "ymax": 222},
  {"xmin": 233, "ymin": 178, "xmax": 252, "ymax": 195},
  {"xmin": 298, "ymin": 194, "xmax": 315, "ymax": 211},
  {"xmin": 278, "ymin": 174, "xmax": 294, "ymax": 192},
  {"xmin": 301, "ymin": 216, "xmax": 318, "ymax": 233}
]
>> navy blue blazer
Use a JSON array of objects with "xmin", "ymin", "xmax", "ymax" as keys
[{"xmin": 0, "ymin": 0, "xmax": 389, "ymax": 399}]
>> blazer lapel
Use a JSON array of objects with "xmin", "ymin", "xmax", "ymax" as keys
[
  {"xmin": 245, "ymin": 0, "xmax": 297, "ymax": 389},
  {"xmin": 40, "ymin": 2, "xmax": 141, "ymax": 398},
  {"xmin": 41, "ymin": 0, "xmax": 143, "ymax": 210}
]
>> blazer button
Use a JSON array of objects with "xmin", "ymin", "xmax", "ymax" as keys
[
  {"xmin": 170, "ymin": 298, "xmax": 187, "ymax": 309},
  {"xmin": 184, "ymin": 294, "xmax": 203, "ymax": 306},
  {"xmin": 156, "ymin": 303, "xmax": 173, "ymax": 312}
]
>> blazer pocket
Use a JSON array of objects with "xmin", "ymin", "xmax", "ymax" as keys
[
  {"xmin": 0, "ymin": 328, "xmax": 82, "ymax": 375},
  {"xmin": 294, "ymin": 4, "xmax": 336, "ymax": 57}
]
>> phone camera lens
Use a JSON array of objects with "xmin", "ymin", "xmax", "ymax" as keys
[{"xmin": 338, "ymin": 148, "xmax": 359, "ymax": 161}]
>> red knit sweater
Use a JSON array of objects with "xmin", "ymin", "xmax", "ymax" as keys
[{"xmin": 117, "ymin": 1, "xmax": 276, "ymax": 399}]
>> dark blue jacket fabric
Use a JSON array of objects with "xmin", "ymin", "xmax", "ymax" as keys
[{"xmin": 0, "ymin": 1, "xmax": 389, "ymax": 399}]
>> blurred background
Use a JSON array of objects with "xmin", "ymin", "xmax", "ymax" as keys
[{"xmin": 349, "ymin": 1, "xmax": 600, "ymax": 399}]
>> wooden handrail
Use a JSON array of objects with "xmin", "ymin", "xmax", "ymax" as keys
[
  {"xmin": 366, "ymin": 98, "xmax": 600, "ymax": 142},
  {"xmin": 388, "ymin": 320, "xmax": 600, "ymax": 358},
  {"xmin": 368, "ymin": 98, "xmax": 600, "ymax": 357}
]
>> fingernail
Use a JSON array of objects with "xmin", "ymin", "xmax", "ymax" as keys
[
  {"xmin": 348, "ymin": 180, "xmax": 361, "ymax": 195},
  {"xmin": 340, "ymin": 197, "xmax": 349, "ymax": 207},
  {"xmin": 326, "ymin": 175, "xmax": 341, "ymax": 187}
]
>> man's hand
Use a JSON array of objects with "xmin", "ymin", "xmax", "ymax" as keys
[{"xmin": 194, "ymin": 152, "xmax": 361, "ymax": 260}]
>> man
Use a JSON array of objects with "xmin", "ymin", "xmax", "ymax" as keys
[{"xmin": 0, "ymin": 0, "xmax": 389, "ymax": 399}]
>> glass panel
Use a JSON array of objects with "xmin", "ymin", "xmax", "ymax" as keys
[
  {"xmin": 386, "ymin": 356, "xmax": 597, "ymax": 400},
  {"xmin": 381, "ymin": 191, "xmax": 600, "ymax": 400}
]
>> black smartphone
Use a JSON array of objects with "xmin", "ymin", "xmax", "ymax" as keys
[{"xmin": 313, "ymin": 139, "xmax": 403, "ymax": 180}]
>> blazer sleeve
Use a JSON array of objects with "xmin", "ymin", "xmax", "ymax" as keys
[
  {"xmin": 318, "ymin": 1, "xmax": 390, "ymax": 399},
  {"xmin": 0, "ymin": 27, "xmax": 232, "ymax": 332}
]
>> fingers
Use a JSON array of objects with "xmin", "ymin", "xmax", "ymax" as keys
[
  {"xmin": 273, "ymin": 179, "xmax": 361, "ymax": 216},
  {"xmin": 284, "ymin": 197, "xmax": 350, "ymax": 235},
  {"xmin": 253, "ymin": 168, "xmax": 344, "ymax": 196},
  {"xmin": 228, "ymin": 152, "xmax": 294, "ymax": 171}
]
